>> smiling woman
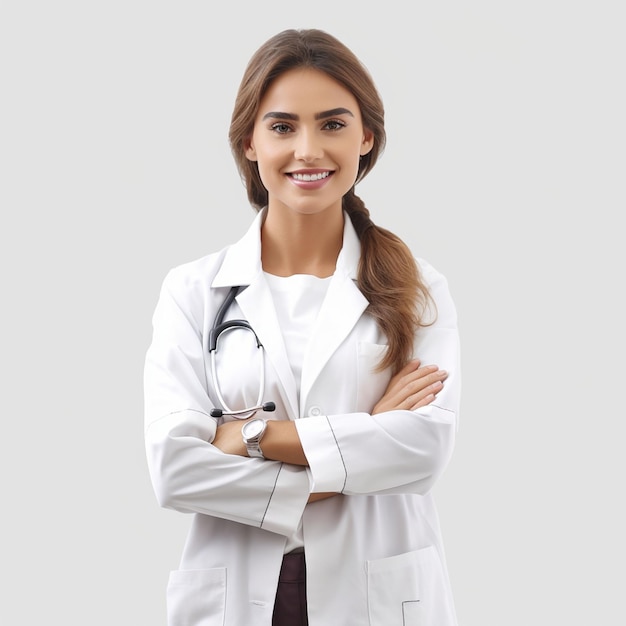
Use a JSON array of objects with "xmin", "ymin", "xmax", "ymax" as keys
[
  {"xmin": 144, "ymin": 28, "xmax": 461, "ymax": 626},
  {"xmin": 243, "ymin": 67, "xmax": 374, "ymax": 276}
]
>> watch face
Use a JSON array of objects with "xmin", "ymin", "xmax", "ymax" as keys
[{"xmin": 244, "ymin": 419, "xmax": 264, "ymax": 438}]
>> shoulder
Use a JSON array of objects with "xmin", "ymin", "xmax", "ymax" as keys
[
  {"xmin": 165, "ymin": 248, "xmax": 228, "ymax": 287},
  {"xmin": 415, "ymin": 257, "xmax": 458, "ymax": 326},
  {"xmin": 415, "ymin": 257, "xmax": 449, "ymax": 290},
  {"xmin": 158, "ymin": 248, "xmax": 231, "ymax": 311}
]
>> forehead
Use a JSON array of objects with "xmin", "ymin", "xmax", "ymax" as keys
[{"xmin": 257, "ymin": 68, "xmax": 360, "ymax": 117}]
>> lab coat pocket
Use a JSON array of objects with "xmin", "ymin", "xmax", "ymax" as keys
[
  {"xmin": 167, "ymin": 568, "xmax": 226, "ymax": 626},
  {"xmin": 357, "ymin": 342, "xmax": 390, "ymax": 412},
  {"xmin": 366, "ymin": 546, "xmax": 455, "ymax": 626}
]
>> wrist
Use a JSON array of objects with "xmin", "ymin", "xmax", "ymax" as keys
[{"xmin": 241, "ymin": 418, "xmax": 267, "ymax": 458}]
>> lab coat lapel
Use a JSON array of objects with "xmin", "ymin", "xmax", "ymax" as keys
[
  {"xmin": 212, "ymin": 210, "xmax": 265, "ymax": 289},
  {"xmin": 299, "ymin": 277, "xmax": 368, "ymax": 413},
  {"xmin": 299, "ymin": 218, "xmax": 369, "ymax": 413}
]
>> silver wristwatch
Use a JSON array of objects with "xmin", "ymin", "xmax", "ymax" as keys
[{"xmin": 241, "ymin": 418, "xmax": 267, "ymax": 458}]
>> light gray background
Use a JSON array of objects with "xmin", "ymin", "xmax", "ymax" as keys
[{"xmin": 1, "ymin": 1, "xmax": 624, "ymax": 625}]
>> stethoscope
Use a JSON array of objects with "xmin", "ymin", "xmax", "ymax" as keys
[{"xmin": 208, "ymin": 285, "xmax": 276, "ymax": 419}]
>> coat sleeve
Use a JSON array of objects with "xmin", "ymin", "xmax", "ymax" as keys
[
  {"xmin": 143, "ymin": 266, "xmax": 310, "ymax": 536},
  {"xmin": 294, "ymin": 261, "xmax": 461, "ymax": 496}
]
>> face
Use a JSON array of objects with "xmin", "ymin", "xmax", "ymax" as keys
[{"xmin": 245, "ymin": 68, "xmax": 374, "ymax": 217}]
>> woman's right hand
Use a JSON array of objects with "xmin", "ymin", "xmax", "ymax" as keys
[{"xmin": 372, "ymin": 359, "xmax": 447, "ymax": 415}]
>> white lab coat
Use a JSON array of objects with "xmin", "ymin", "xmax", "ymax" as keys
[{"xmin": 144, "ymin": 209, "xmax": 461, "ymax": 626}]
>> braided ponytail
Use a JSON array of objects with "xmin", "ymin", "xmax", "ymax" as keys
[{"xmin": 344, "ymin": 189, "xmax": 435, "ymax": 373}]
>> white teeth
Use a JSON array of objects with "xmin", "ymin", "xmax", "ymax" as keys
[{"xmin": 291, "ymin": 172, "xmax": 330, "ymax": 181}]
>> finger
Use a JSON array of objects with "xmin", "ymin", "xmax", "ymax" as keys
[
  {"xmin": 410, "ymin": 365, "xmax": 446, "ymax": 383},
  {"xmin": 387, "ymin": 359, "xmax": 422, "ymax": 389},
  {"xmin": 381, "ymin": 369, "xmax": 445, "ymax": 410},
  {"xmin": 402, "ymin": 369, "xmax": 447, "ymax": 397},
  {"xmin": 409, "ymin": 380, "xmax": 445, "ymax": 410},
  {"xmin": 385, "ymin": 362, "xmax": 432, "ymax": 397},
  {"xmin": 373, "ymin": 361, "xmax": 445, "ymax": 415},
  {"xmin": 398, "ymin": 377, "xmax": 445, "ymax": 410},
  {"xmin": 393, "ymin": 365, "xmax": 441, "ymax": 396},
  {"xmin": 411, "ymin": 394, "xmax": 436, "ymax": 410}
]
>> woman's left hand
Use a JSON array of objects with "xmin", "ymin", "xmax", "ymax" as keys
[{"xmin": 372, "ymin": 359, "xmax": 447, "ymax": 414}]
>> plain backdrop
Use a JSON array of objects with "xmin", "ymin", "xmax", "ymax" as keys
[{"xmin": 1, "ymin": 1, "xmax": 624, "ymax": 625}]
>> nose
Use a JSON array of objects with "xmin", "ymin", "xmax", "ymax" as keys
[{"xmin": 294, "ymin": 129, "xmax": 323, "ymax": 162}]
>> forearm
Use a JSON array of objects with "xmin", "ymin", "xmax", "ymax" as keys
[
  {"xmin": 261, "ymin": 420, "xmax": 308, "ymax": 465},
  {"xmin": 212, "ymin": 417, "xmax": 307, "ymax": 463}
]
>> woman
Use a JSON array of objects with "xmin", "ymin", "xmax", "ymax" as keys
[{"xmin": 144, "ymin": 28, "xmax": 461, "ymax": 626}]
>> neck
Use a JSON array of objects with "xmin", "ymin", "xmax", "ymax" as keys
[{"xmin": 261, "ymin": 207, "xmax": 344, "ymax": 277}]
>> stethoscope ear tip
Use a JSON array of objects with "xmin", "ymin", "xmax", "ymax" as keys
[
  {"xmin": 262, "ymin": 402, "xmax": 276, "ymax": 412},
  {"xmin": 210, "ymin": 408, "xmax": 224, "ymax": 417}
]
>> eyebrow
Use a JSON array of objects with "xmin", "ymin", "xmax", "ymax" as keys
[{"xmin": 261, "ymin": 107, "xmax": 355, "ymax": 121}]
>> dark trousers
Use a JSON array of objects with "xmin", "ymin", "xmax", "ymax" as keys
[{"xmin": 272, "ymin": 552, "xmax": 308, "ymax": 626}]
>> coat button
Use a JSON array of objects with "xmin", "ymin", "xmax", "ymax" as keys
[{"xmin": 308, "ymin": 406, "xmax": 322, "ymax": 416}]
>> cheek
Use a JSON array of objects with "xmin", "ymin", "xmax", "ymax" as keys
[
  {"xmin": 339, "ymin": 146, "xmax": 363, "ymax": 180},
  {"xmin": 255, "ymin": 147, "xmax": 286, "ymax": 181},
  {"xmin": 255, "ymin": 159, "xmax": 276, "ymax": 187}
]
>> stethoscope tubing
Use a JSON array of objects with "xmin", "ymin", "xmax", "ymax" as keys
[{"xmin": 208, "ymin": 286, "xmax": 275, "ymax": 420}]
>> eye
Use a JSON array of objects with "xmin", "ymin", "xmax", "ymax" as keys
[
  {"xmin": 270, "ymin": 122, "xmax": 293, "ymax": 134},
  {"xmin": 323, "ymin": 119, "xmax": 347, "ymax": 131}
]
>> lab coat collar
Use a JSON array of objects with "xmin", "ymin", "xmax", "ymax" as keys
[{"xmin": 211, "ymin": 209, "xmax": 266, "ymax": 288}]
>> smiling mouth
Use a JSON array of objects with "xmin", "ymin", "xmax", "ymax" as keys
[{"xmin": 289, "ymin": 171, "xmax": 332, "ymax": 182}]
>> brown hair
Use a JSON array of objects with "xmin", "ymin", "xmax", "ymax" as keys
[{"xmin": 229, "ymin": 28, "xmax": 435, "ymax": 373}]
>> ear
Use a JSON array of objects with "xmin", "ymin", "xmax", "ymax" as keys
[
  {"xmin": 244, "ymin": 138, "xmax": 257, "ymax": 162},
  {"xmin": 360, "ymin": 129, "xmax": 374, "ymax": 156}
]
